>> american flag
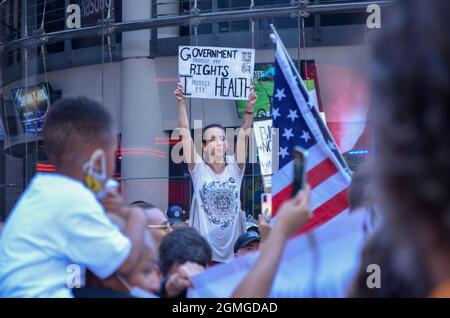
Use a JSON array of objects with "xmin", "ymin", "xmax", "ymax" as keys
[{"xmin": 271, "ymin": 33, "xmax": 352, "ymax": 235}]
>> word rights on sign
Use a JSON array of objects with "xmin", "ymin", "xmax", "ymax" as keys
[{"xmin": 179, "ymin": 46, "xmax": 255, "ymax": 100}]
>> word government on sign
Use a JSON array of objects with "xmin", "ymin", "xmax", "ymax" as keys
[{"xmin": 178, "ymin": 46, "xmax": 255, "ymax": 101}]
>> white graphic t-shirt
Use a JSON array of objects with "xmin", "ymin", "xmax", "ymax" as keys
[
  {"xmin": 0, "ymin": 173, "xmax": 131, "ymax": 298},
  {"xmin": 189, "ymin": 155, "xmax": 246, "ymax": 263}
]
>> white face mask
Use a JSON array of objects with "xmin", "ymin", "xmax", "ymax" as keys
[
  {"xmin": 96, "ymin": 179, "xmax": 119, "ymax": 199},
  {"xmin": 83, "ymin": 149, "xmax": 108, "ymax": 194},
  {"xmin": 84, "ymin": 149, "xmax": 107, "ymax": 179},
  {"xmin": 116, "ymin": 275, "xmax": 158, "ymax": 298},
  {"xmin": 83, "ymin": 149, "xmax": 119, "ymax": 198}
]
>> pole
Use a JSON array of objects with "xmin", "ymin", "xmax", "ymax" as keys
[
  {"xmin": 269, "ymin": 24, "xmax": 352, "ymax": 175},
  {"xmin": 1, "ymin": 1, "xmax": 392, "ymax": 53}
]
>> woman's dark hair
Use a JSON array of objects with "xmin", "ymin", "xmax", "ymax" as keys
[
  {"xmin": 158, "ymin": 227, "xmax": 212, "ymax": 277},
  {"xmin": 202, "ymin": 123, "xmax": 225, "ymax": 143},
  {"xmin": 130, "ymin": 201, "xmax": 156, "ymax": 211},
  {"xmin": 369, "ymin": 0, "xmax": 450, "ymax": 295}
]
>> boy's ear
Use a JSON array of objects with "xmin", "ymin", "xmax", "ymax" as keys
[
  {"xmin": 89, "ymin": 148, "xmax": 105, "ymax": 173},
  {"xmin": 84, "ymin": 148, "xmax": 106, "ymax": 172},
  {"xmin": 92, "ymin": 153, "xmax": 102, "ymax": 172}
]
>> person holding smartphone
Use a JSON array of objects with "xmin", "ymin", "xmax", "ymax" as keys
[
  {"xmin": 174, "ymin": 82, "xmax": 257, "ymax": 263},
  {"xmin": 232, "ymin": 145, "xmax": 311, "ymax": 297},
  {"xmin": 232, "ymin": 185, "xmax": 312, "ymax": 298}
]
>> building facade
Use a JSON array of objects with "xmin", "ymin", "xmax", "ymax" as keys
[{"xmin": 0, "ymin": 0, "xmax": 377, "ymax": 220}]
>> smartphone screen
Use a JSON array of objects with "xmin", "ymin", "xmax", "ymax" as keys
[
  {"xmin": 292, "ymin": 147, "xmax": 307, "ymax": 197},
  {"xmin": 261, "ymin": 193, "xmax": 272, "ymax": 221}
]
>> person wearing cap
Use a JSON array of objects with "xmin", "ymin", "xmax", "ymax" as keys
[
  {"xmin": 166, "ymin": 205, "xmax": 188, "ymax": 227},
  {"xmin": 245, "ymin": 215, "xmax": 259, "ymax": 233},
  {"xmin": 234, "ymin": 230, "xmax": 261, "ymax": 257}
]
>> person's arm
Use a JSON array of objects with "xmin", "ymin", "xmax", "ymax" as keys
[
  {"xmin": 162, "ymin": 262, "xmax": 205, "ymax": 298},
  {"xmin": 232, "ymin": 185, "xmax": 311, "ymax": 298},
  {"xmin": 116, "ymin": 207, "xmax": 148, "ymax": 276},
  {"xmin": 257, "ymin": 213, "xmax": 272, "ymax": 251},
  {"xmin": 100, "ymin": 192, "xmax": 148, "ymax": 277},
  {"xmin": 236, "ymin": 88, "xmax": 257, "ymax": 170},
  {"xmin": 175, "ymin": 82, "xmax": 198, "ymax": 172}
]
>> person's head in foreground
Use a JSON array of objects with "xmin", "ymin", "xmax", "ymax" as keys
[
  {"xmin": 348, "ymin": 160, "xmax": 380, "ymax": 237},
  {"xmin": 234, "ymin": 230, "xmax": 261, "ymax": 257},
  {"xmin": 131, "ymin": 201, "xmax": 172, "ymax": 246},
  {"xmin": 349, "ymin": 160, "xmax": 375, "ymax": 213},
  {"xmin": 352, "ymin": 0, "xmax": 450, "ymax": 297},
  {"xmin": 158, "ymin": 227, "xmax": 211, "ymax": 297},
  {"xmin": 43, "ymin": 97, "xmax": 116, "ymax": 186},
  {"xmin": 83, "ymin": 214, "xmax": 162, "ymax": 298},
  {"xmin": 159, "ymin": 227, "xmax": 211, "ymax": 277}
]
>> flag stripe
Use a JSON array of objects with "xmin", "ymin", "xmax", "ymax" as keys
[
  {"xmin": 310, "ymin": 171, "xmax": 350, "ymax": 211},
  {"xmin": 273, "ymin": 158, "xmax": 342, "ymax": 213},
  {"xmin": 273, "ymin": 183, "xmax": 294, "ymax": 213},
  {"xmin": 273, "ymin": 168, "xmax": 348, "ymax": 214},
  {"xmin": 272, "ymin": 144, "xmax": 328, "ymax": 194},
  {"xmin": 298, "ymin": 189, "xmax": 350, "ymax": 235},
  {"xmin": 307, "ymin": 158, "xmax": 338, "ymax": 189},
  {"xmin": 273, "ymin": 185, "xmax": 350, "ymax": 236}
]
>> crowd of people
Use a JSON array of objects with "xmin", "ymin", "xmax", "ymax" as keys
[
  {"xmin": 0, "ymin": 0, "xmax": 449, "ymax": 298},
  {"xmin": 0, "ymin": 93, "xmax": 305, "ymax": 298}
]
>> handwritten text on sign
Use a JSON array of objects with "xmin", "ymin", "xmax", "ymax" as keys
[
  {"xmin": 254, "ymin": 119, "xmax": 273, "ymax": 176},
  {"xmin": 178, "ymin": 46, "xmax": 255, "ymax": 100}
]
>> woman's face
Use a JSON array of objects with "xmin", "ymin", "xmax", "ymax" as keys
[{"xmin": 202, "ymin": 127, "xmax": 227, "ymax": 162}]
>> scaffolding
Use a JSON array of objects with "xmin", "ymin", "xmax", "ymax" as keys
[
  {"xmin": 0, "ymin": 0, "xmax": 392, "ymax": 53},
  {"xmin": 0, "ymin": 0, "xmax": 388, "ymax": 218}
]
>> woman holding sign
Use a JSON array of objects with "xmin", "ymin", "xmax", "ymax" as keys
[{"xmin": 174, "ymin": 82, "xmax": 257, "ymax": 263}]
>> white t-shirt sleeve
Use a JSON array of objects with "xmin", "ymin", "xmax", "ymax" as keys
[
  {"xmin": 189, "ymin": 153, "xmax": 205, "ymax": 181},
  {"xmin": 60, "ymin": 205, "xmax": 131, "ymax": 279},
  {"xmin": 227, "ymin": 155, "xmax": 245, "ymax": 181}
]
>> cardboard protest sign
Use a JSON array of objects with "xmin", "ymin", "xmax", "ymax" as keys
[
  {"xmin": 262, "ymin": 175, "xmax": 272, "ymax": 191},
  {"xmin": 178, "ymin": 46, "xmax": 255, "ymax": 100},
  {"xmin": 253, "ymin": 119, "xmax": 273, "ymax": 176}
]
